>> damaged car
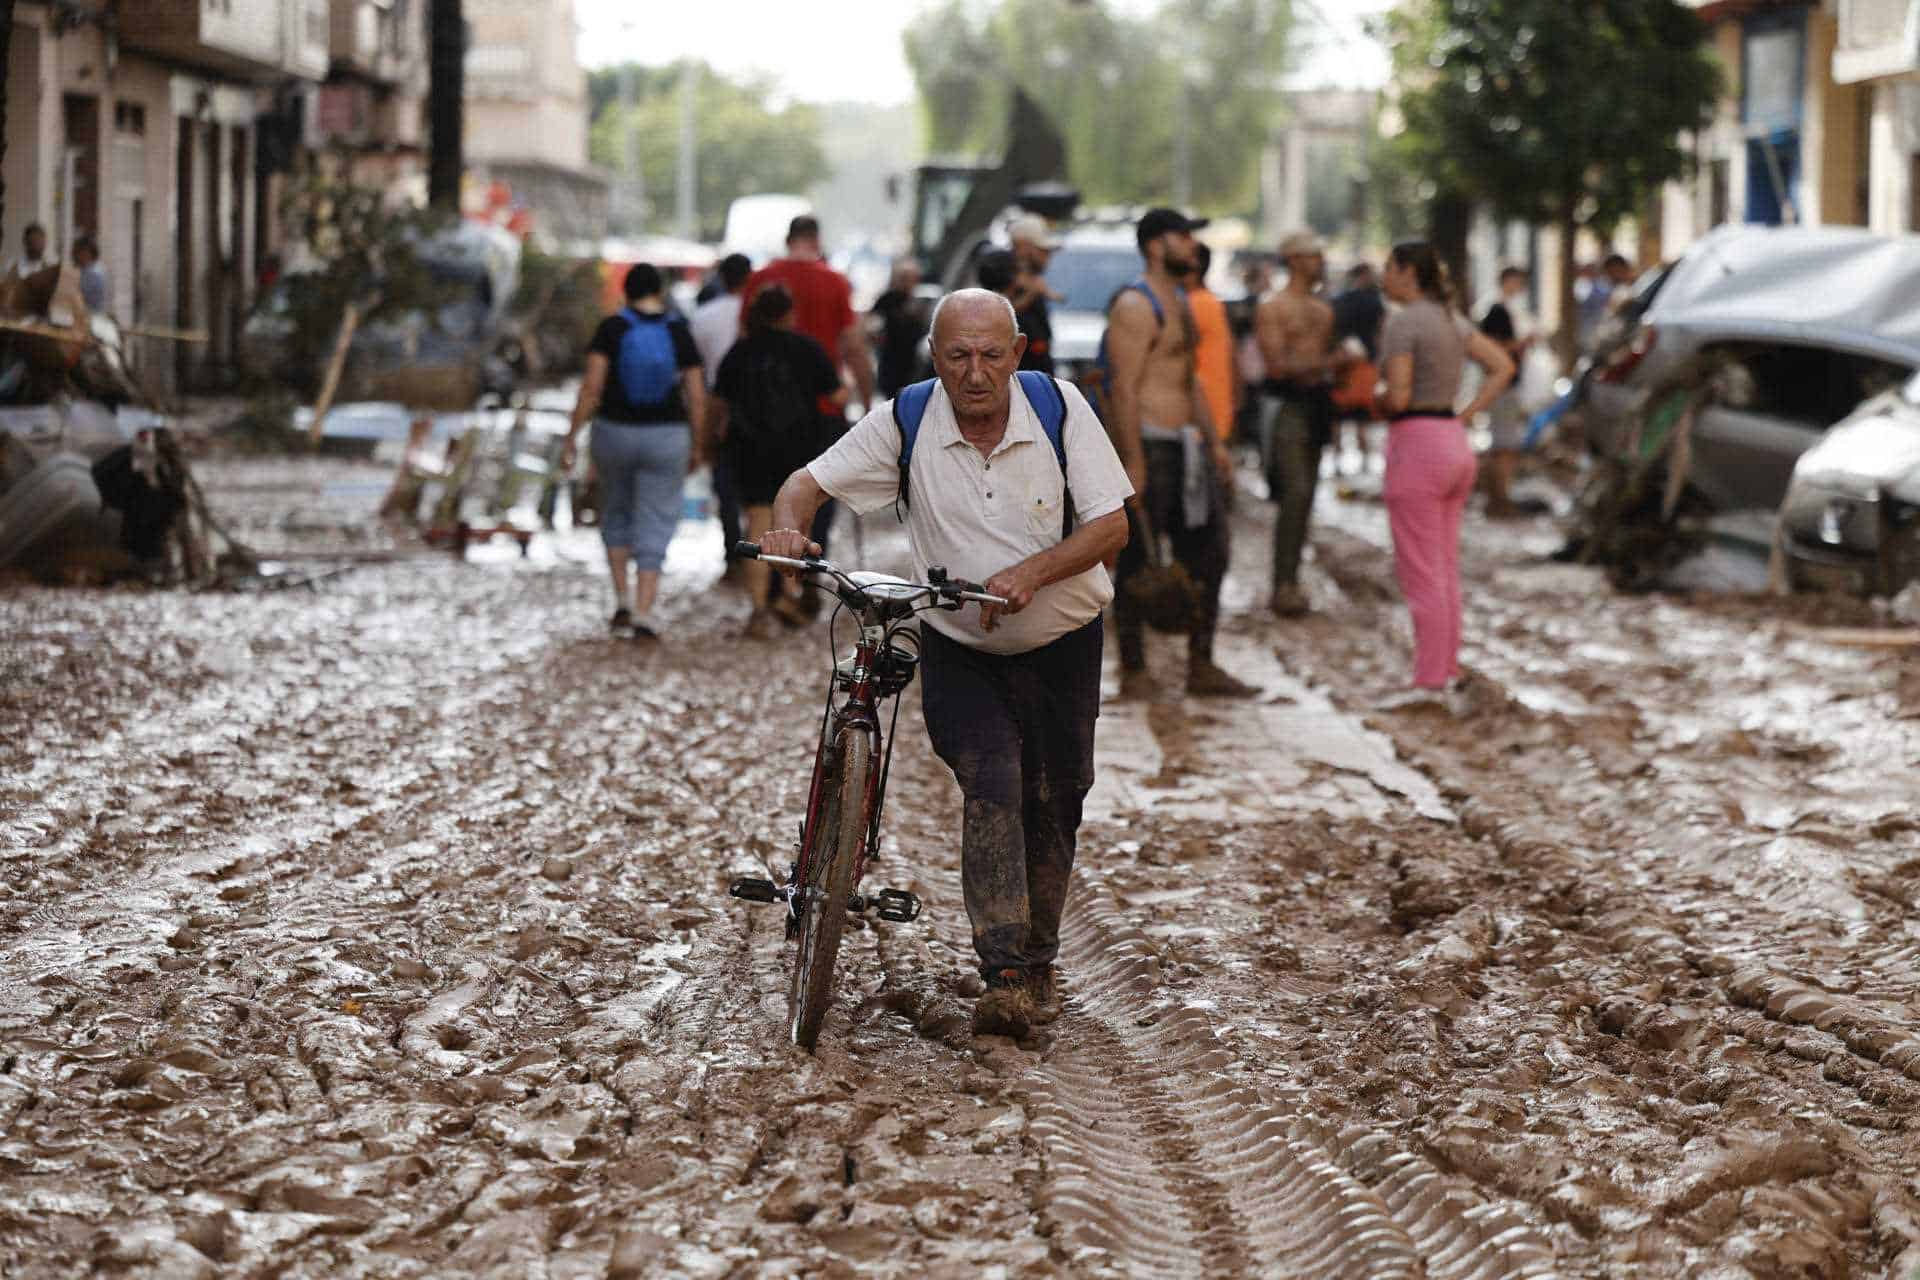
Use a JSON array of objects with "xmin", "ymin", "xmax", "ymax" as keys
[
  {"xmin": 1777, "ymin": 370, "xmax": 1920, "ymax": 596},
  {"xmin": 1565, "ymin": 225, "xmax": 1920, "ymax": 587}
]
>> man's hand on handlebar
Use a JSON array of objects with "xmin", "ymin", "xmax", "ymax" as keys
[
  {"xmin": 757, "ymin": 529, "xmax": 821, "ymax": 576},
  {"xmin": 979, "ymin": 563, "xmax": 1041, "ymax": 633}
]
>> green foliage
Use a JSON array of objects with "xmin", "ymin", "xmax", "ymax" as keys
[
  {"xmin": 587, "ymin": 63, "xmax": 829, "ymax": 238},
  {"xmin": 272, "ymin": 173, "xmax": 449, "ymax": 374},
  {"xmin": 904, "ymin": 0, "xmax": 1294, "ymax": 215},
  {"xmin": 1383, "ymin": 0, "xmax": 1722, "ymax": 233}
]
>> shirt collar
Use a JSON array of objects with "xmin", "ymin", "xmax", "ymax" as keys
[{"xmin": 934, "ymin": 379, "xmax": 1038, "ymax": 458}]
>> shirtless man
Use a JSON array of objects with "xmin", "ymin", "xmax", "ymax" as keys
[
  {"xmin": 1105, "ymin": 207, "xmax": 1258, "ymax": 701},
  {"xmin": 1255, "ymin": 230, "xmax": 1340, "ymax": 617}
]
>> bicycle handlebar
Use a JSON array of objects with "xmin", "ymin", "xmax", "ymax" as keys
[{"xmin": 734, "ymin": 541, "xmax": 1010, "ymax": 609}]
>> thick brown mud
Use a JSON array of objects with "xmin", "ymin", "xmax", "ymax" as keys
[{"xmin": 2, "ymin": 454, "xmax": 1918, "ymax": 1277}]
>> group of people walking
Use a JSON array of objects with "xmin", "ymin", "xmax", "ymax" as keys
[{"xmin": 565, "ymin": 206, "xmax": 1522, "ymax": 1034}]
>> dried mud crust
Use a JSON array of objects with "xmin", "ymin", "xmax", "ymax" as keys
[
  {"xmin": 1205, "ymin": 496, "xmax": 1920, "ymax": 1275},
  {"xmin": 5, "ymin": 453, "xmax": 1920, "ymax": 1277}
]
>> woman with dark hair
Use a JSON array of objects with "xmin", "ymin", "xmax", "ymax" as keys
[
  {"xmin": 562, "ymin": 262, "xmax": 707, "ymax": 638},
  {"xmin": 709, "ymin": 284, "xmax": 848, "ymax": 636},
  {"xmin": 1376, "ymin": 241, "xmax": 1515, "ymax": 694}
]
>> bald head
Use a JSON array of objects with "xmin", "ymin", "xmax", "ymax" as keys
[
  {"xmin": 928, "ymin": 288, "xmax": 1027, "ymax": 425},
  {"xmin": 930, "ymin": 287, "xmax": 1019, "ymax": 348}
]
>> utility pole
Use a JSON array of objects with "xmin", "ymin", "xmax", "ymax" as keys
[
  {"xmin": 619, "ymin": 59, "xmax": 641, "ymax": 234},
  {"xmin": 676, "ymin": 62, "xmax": 696, "ymax": 240},
  {"xmin": 428, "ymin": 0, "xmax": 465, "ymax": 216}
]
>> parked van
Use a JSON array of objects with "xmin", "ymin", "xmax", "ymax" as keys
[{"xmin": 722, "ymin": 194, "xmax": 813, "ymax": 267}]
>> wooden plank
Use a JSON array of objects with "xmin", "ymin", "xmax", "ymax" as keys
[{"xmin": 1786, "ymin": 624, "xmax": 1920, "ymax": 648}]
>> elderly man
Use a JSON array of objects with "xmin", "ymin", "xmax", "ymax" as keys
[{"xmin": 760, "ymin": 289, "xmax": 1132, "ymax": 1038}]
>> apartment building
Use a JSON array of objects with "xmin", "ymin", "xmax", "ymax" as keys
[
  {"xmin": 1661, "ymin": 0, "xmax": 1919, "ymax": 257},
  {"xmin": 462, "ymin": 0, "xmax": 606, "ymax": 249}
]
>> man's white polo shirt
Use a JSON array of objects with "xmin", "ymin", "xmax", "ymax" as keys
[{"xmin": 807, "ymin": 377, "xmax": 1132, "ymax": 655}]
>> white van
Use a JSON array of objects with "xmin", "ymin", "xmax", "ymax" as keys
[{"xmin": 721, "ymin": 194, "xmax": 814, "ymax": 268}]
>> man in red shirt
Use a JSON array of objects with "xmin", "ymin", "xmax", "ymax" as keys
[
  {"xmin": 741, "ymin": 216, "xmax": 875, "ymax": 412},
  {"xmin": 739, "ymin": 216, "xmax": 874, "ymax": 605}
]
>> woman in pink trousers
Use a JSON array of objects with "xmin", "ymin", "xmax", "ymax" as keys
[{"xmin": 1376, "ymin": 243, "xmax": 1515, "ymax": 693}]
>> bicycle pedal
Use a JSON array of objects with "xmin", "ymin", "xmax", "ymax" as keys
[
  {"xmin": 873, "ymin": 889, "xmax": 921, "ymax": 922},
  {"xmin": 728, "ymin": 877, "xmax": 781, "ymax": 904}
]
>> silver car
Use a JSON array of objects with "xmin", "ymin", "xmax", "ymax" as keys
[
  {"xmin": 1578, "ymin": 225, "xmax": 1920, "ymax": 516},
  {"xmin": 1778, "ymin": 372, "xmax": 1920, "ymax": 596}
]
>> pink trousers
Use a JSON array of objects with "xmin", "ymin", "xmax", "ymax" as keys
[{"xmin": 1383, "ymin": 417, "xmax": 1477, "ymax": 689}]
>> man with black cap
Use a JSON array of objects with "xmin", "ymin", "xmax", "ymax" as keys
[{"xmin": 1104, "ymin": 208, "xmax": 1258, "ymax": 701}]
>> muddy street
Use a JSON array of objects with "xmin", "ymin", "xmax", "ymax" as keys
[{"xmin": 4, "ymin": 455, "xmax": 1920, "ymax": 1278}]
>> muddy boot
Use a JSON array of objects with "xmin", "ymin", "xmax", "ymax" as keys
[
  {"xmin": 972, "ymin": 969, "xmax": 1036, "ymax": 1038},
  {"xmin": 609, "ymin": 607, "xmax": 633, "ymax": 634},
  {"xmin": 1187, "ymin": 660, "xmax": 1259, "ymax": 699},
  {"xmin": 1026, "ymin": 964, "xmax": 1063, "ymax": 1025},
  {"xmin": 1114, "ymin": 668, "xmax": 1159, "ymax": 703},
  {"xmin": 1270, "ymin": 582, "xmax": 1309, "ymax": 617}
]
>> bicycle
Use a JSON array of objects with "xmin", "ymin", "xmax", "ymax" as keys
[{"xmin": 725, "ymin": 540, "xmax": 1009, "ymax": 1050}]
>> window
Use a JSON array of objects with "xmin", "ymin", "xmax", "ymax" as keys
[{"xmin": 114, "ymin": 102, "xmax": 146, "ymax": 136}]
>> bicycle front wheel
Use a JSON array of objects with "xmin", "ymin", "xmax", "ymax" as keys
[{"xmin": 788, "ymin": 728, "xmax": 871, "ymax": 1051}]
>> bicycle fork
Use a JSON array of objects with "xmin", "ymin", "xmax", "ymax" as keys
[{"xmin": 727, "ymin": 718, "xmax": 922, "ymax": 925}]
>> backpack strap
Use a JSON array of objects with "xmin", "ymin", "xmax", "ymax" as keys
[
  {"xmin": 1014, "ymin": 370, "xmax": 1075, "ymax": 538},
  {"xmin": 891, "ymin": 378, "xmax": 938, "ymax": 520},
  {"xmin": 892, "ymin": 373, "xmax": 1076, "ymax": 539},
  {"xmin": 1122, "ymin": 279, "xmax": 1165, "ymax": 327}
]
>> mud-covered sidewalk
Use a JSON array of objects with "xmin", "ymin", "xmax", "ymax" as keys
[{"xmin": 3, "ymin": 454, "xmax": 1920, "ymax": 1278}]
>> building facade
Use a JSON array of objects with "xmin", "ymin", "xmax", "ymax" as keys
[
  {"xmin": 5, "ymin": 0, "xmax": 330, "ymax": 390},
  {"xmin": 462, "ymin": 0, "xmax": 606, "ymax": 250},
  {"xmin": 1661, "ymin": 0, "xmax": 1918, "ymax": 258}
]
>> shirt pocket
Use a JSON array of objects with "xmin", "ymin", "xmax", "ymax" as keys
[{"xmin": 1023, "ymin": 461, "xmax": 1069, "ymax": 538}]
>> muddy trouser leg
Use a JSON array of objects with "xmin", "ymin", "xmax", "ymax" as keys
[
  {"xmin": 1014, "ymin": 620, "xmax": 1102, "ymax": 969},
  {"xmin": 919, "ymin": 625, "xmax": 1031, "ymax": 977},
  {"xmin": 1162, "ymin": 442, "xmax": 1229, "ymax": 667},
  {"xmin": 712, "ymin": 456, "xmax": 742, "ymax": 557},
  {"xmin": 1110, "ymin": 441, "xmax": 1182, "ymax": 672},
  {"xmin": 1266, "ymin": 395, "xmax": 1325, "ymax": 589}
]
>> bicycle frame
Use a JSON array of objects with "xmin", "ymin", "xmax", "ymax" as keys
[
  {"xmin": 789, "ymin": 607, "xmax": 898, "ymax": 930},
  {"xmin": 725, "ymin": 545, "xmax": 1005, "ymax": 935}
]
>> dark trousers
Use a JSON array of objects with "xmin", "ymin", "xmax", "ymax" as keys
[
  {"xmin": 1113, "ymin": 438, "xmax": 1227, "ymax": 670},
  {"xmin": 713, "ymin": 457, "xmax": 743, "ymax": 558},
  {"xmin": 1261, "ymin": 388, "xmax": 1332, "ymax": 588},
  {"xmin": 920, "ymin": 619, "xmax": 1103, "ymax": 978}
]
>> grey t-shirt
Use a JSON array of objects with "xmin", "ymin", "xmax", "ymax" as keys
[{"xmin": 1379, "ymin": 298, "xmax": 1473, "ymax": 413}]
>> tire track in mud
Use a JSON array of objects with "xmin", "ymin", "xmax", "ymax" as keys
[{"xmin": 1021, "ymin": 886, "xmax": 1563, "ymax": 1280}]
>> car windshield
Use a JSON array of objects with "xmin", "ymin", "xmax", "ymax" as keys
[{"xmin": 1048, "ymin": 246, "xmax": 1143, "ymax": 313}]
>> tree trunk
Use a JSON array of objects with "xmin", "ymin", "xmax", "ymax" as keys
[
  {"xmin": 1554, "ymin": 206, "xmax": 1579, "ymax": 372},
  {"xmin": 1428, "ymin": 188, "xmax": 1471, "ymax": 309},
  {"xmin": 0, "ymin": 0, "xmax": 15, "ymax": 247},
  {"xmin": 428, "ymin": 0, "xmax": 464, "ymax": 216}
]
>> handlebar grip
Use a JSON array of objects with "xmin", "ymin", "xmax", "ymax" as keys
[{"xmin": 732, "ymin": 541, "xmax": 762, "ymax": 560}]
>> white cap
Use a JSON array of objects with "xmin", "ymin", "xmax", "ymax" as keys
[{"xmin": 1008, "ymin": 214, "xmax": 1061, "ymax": 251}]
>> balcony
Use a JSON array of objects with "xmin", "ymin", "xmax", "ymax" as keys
[
  {"xmin": 121, "ymin": 0, "xmax": 329, "ymax": 84},
  {"xmin": 329, "ymin": 0, "xmax": 428, "ymax": 92}
]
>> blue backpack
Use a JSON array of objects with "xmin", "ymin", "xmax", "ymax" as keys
[
  {"xmin": 616, "ymin": 308, "xmax": 679, "ymax": 406},
  {"xmin": 1086, "ymin": 279, "xmax": 1170, "ymax": 423},
  {"xmin": 892, "ymin": 369, "xmax": 1073, "ymax": 537}
]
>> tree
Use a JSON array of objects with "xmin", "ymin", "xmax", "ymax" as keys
[
  {"xmin": 904, "ymin": 0, "xmax": 1293, "ymax": 215},
  {"xmin": 1384, "ymin": 0, "xmax": 1721, "ymax": 362},
  {"xmin": 587, "ymin": 63, "xmax": 828, "ymax": 240}
]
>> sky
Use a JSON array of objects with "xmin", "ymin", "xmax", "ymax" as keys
[{"xmin": 573, "ymin": 0, "xmax": 1395, "ymax": 106}]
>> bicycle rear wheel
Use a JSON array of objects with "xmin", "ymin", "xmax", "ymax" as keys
[{"xmin": 788, "ymin": 728, "xmax": 871, "ymax": 1050}]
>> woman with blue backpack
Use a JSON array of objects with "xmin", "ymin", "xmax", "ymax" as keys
[{"xmin": 562, "ymin": 263, "xmax": 707, "ymax": 638}]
